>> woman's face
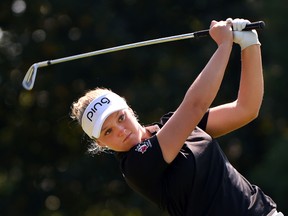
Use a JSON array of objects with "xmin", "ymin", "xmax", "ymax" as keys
[{"xmin": 96, "ymin": 108, "xmax": 146, "ymax": 152}]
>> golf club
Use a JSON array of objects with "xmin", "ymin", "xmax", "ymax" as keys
[{"xmin": 22, "ymin": 21, "xmax": 265, "ymax": 90}]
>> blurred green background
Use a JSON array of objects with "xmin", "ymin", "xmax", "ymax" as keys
[{"xmin": 0, "ymin": 0, "xmax": 287, "ymax": 215}]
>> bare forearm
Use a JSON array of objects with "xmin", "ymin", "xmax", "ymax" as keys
[
  {"xmin": 237, "ymin": 44, "xmax": 263, "ymax": 115},
  {"xmin": 205, "ymin": 44, "xmax": 263, "ymax": 138}
]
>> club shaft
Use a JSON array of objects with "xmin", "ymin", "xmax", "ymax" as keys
[
  {"xmin": 35, "ymin": 21, "xmax": 265, "ymax": 68},
  {"xmin": 22, "ymin": 21, "xmax": 265, "ymax": 90},
  {"xmin": 36, "ymin": 32, "xmax": 197, "ymax": 68}
]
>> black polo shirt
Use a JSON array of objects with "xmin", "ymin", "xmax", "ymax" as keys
[{"xmin": 115, "ymin": 112, "xmax": 276, "ymax": 215}]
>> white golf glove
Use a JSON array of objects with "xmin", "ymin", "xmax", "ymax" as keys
[{"xmin": 226, "ymin": 18, "xmax": 261, "ymax": 50}]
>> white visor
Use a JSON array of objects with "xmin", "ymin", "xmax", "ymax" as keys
[{"xmin": 81, "ymin": 93, "xmax": 129, "ymax": 138}]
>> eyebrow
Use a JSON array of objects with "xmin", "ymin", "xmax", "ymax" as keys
[{"xmin": 101, "ymin": 111, "xmax": 120, "ymax": 133}]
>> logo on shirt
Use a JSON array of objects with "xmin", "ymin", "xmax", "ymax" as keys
[{"xmin": 135, "ymin": 140, "xmax": 152, "ymax": 154}]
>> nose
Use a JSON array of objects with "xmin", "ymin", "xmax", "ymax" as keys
[{"xmin": 117, "ymin": 125, "xmax": 129, "ymax": 137}]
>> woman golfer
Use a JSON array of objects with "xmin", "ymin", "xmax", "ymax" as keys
[{"xmin": 71, "ymin": 19, "xmax": 283, "ymax": 216}]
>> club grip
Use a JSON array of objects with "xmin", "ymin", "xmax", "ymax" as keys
[
  {"xmin": 194, "ymin": 21, "xmax": 265, "ymax": 38},
  {"xmin": 243, "ymin": 21, "xmax": 265, "ymax": 31}
]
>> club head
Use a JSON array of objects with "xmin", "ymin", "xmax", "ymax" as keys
[{"xmin": 22, "ymin": 64, "xmax": 38, "ymax": 90}]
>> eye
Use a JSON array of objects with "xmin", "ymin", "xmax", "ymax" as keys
[
  {"xmin": 118, "ymin": 113, "xmax": 125, "ymax": 122},
  {"xmin": 104, "ymin": 128, "xmax": 112, "ymax": 136}
]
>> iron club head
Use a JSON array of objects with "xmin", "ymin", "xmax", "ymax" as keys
[{"xmin": 22, "ymin": 63, "xmax": 38, "ymax": 90}]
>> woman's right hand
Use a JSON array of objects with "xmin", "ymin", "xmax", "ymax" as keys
[{"xmin": 209, "ymin": 20, "xmax": 233, "ymax": 47}]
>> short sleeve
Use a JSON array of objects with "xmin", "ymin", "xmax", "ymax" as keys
[{"xmin": 197, "ymin": 109, "xmax": 210, "ymax": 131}]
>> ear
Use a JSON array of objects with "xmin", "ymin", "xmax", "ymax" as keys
[{"xmin": 95, "ymin": 139, "xmax": 106, "ymax": 147}]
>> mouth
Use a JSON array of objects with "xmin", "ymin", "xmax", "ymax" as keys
[{"xmin": 123, "ymin": 132, "xmax": 132, "ymax": 143}]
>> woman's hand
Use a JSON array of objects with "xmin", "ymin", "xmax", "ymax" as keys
[
  {"xmin": 227, "ymin": 18, "xmax": 261, "ymax": 50},
  {"xmin": 209, "ymin": 20, "xmax": 233, "ymax": 47}
]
